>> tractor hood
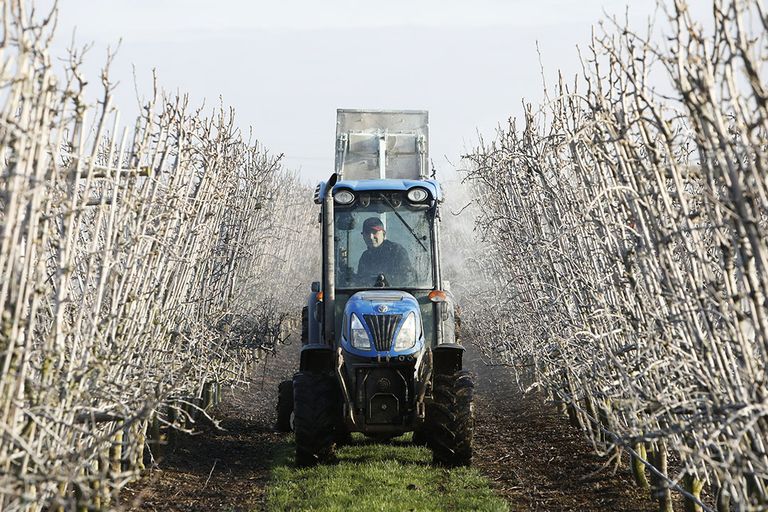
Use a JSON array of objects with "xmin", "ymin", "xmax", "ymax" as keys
[{"xmin": 341, "ymin": 290, "xmax": 424, "ymax": 356}]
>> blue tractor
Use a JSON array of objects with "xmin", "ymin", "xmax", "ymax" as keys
[{"xmin": 276, "ymin": 110, "xmax": 473, "ymax": 467}]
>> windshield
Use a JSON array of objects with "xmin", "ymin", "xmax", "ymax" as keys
[{"xmin": 334, "ymin": 191, "xmax": 434, "ymax": 289}]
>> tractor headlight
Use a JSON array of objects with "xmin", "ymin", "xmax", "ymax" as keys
[
  {"xmin": 334, "ymin": 189, "xmax": 355, "ymax": 205},
  {"xmin": 350, "ymin": 314, "xmax": 371, "ymax": 350},
  {"xmin": 406, "ymin": 187, "xmax": 430, "ymax": 203},
  {"xmin": 394, "ymin": 312, "xmax": 418, "ymax": 351}
]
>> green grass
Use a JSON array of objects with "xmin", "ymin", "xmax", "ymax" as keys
[{"xmin": 265, "ymin": 434, "xmax": 508, "ymax": 512}]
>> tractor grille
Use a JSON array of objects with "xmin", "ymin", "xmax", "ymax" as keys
[{"xmin": 363, "ymin": 314, "xmax": 402, "ymax": 352}]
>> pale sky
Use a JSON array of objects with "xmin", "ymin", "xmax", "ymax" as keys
[{"xmin": 46, "ymin": 0, "xmax": 710, "ymax": 182}]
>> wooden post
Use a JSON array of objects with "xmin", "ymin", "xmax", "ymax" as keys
[
  {"xmin": 597, "ymin": 400, "xmax": 612, "ymax": 446},
  {"xmin": 91, "ymin": 480, "xmax": 102, "ymax": 511},
  {"xmin": 683, "ymin": 472, "xmax": 704, "ymax": 512},
  {"xmin": 135, "ymin": 420, "xmax": 147, "ymax": 471},
  {"xmin": 147, "ymin": 412, "xmax": 162, "ymax": 463},
  {"xmin": 203, "ymin": 381, "xmax": 214, "ymax": 410},
  {"xmin": 110, "ymin": 430, "xmax": 123, "ymax": 476},
  {"xmin": 566, "ymin": 400, "xmax": 581, "ymax": 428},
  {"xmin": 584, "ymin": 395, "xmax": 600, "ymax": 437},
  {"xmin": 648, "ymin": 442, "xmax": 673, "ymax": 512},
  {"xmin": 631, "ymin": 442, "xmax": 650, "ymax": 490},
  {"xmin": 553, "ymin": 386, "xmax": 567, "ymax": 416},
  {"xmin": 167, "ymin": 403, "xmax": 179, "ymax": 450},
  {"xmin": 746, "ymin": 472, "xmax": 766, "ymax": 509},
  {"xmin": 74, "ymin": 481, "xmax": 88, "ymax": 512},
  {"xmin": 54, "ymin": 482, "xmax": 68, "ymax": 512},
  {"xmin": 716, "ymin": 485, "xmax": 731, "ymax": 512}
]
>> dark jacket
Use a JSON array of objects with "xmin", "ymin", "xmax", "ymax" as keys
[{"xmin": 357, "ymin": 240, "xmax": 413, "ymax": 285}]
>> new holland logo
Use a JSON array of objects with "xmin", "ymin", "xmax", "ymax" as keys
[{"xmin": 377, "ymin": 304, "xmax": 389, "ymax": 313}]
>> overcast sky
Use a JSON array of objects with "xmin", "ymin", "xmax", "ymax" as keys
[{"xmin": 46, "ymin": 1, "xmax": 710, "ymax": 182}]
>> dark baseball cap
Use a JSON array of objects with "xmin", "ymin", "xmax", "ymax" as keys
[{"xmin": 362, "ymin": 217, "xmax": 385, "ymax": 233}]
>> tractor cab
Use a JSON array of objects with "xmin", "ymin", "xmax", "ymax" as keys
[
  {"xmin": 278, "ymin": 110, "xmax": 473, "ymax": 468},
  {"xmin": 323, "ymin": 178, "xmax": 446, "ymax": 349},
  {"xmin": 333, "ymin": 181, "xmax": 436, "ymax": 291}
]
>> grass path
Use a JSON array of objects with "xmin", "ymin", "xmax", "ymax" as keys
[{"xmin": 266, "ymin": 434, "xmax": 508, "ymax": 512}]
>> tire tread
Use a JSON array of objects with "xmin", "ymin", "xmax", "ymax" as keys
[{"xmin": 424, "ymin": 369, "xmax": 474, "ymax": 467}]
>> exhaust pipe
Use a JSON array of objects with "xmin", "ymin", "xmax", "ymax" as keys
[
  {"xmin": 324, "ymin": 174, "xmax": 355, "ymax": 426},
  {"xmin": 323, "ymin": 173, "xmax": 338, "ymax": 345}
]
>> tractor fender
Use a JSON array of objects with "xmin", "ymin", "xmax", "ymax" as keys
[
  {"xmin": 300, "ymin": 345, "xmax": 334, "ymax": 374},
  {"xmin": 432, "ymin": 290, "xmax": 459, "ymax": 345},
  {"xmin": 432, "ymin": 343, "xmax": 465, "ymax": 375}
]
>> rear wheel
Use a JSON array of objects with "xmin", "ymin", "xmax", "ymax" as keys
[
  {"xmin": 424, "ymin": 370, "xmax": 474, "ymax": 467},
  {"xmin": 293, "ymin": 372, "xmax": 341, "ymax": 466},
  {"xmin": 275, "ymin": 379, "xmax": 294, "ymax": 432}
]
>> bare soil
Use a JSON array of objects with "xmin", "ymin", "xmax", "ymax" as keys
[
  {"xmin": 119, "ymin": 340, "xmax": 300, "ymax": 511},
  {"xmin": 119, "ymin": 338, "xmax": 658, "ymax": 511},
  {"xmin": 465, "ymin": 348, "xmax": 656, "ymax": 511}
]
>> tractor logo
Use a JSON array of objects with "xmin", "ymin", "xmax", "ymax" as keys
[{"xmin": 377, "ymin": 304, "xmax": 389, "ymax": 313}]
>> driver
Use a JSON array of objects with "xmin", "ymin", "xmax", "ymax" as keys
[{"xmin": 357, "ymin": 217, "xmax": 413, "ymax": 285}]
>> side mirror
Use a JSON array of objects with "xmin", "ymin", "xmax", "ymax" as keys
[
  {"xmin": 311, "ymin": 281, "xmax": 321, "ymax": 293},
  {"xmin": 336, "ymin": 212, "xmax": 356, "ymax": 231}
]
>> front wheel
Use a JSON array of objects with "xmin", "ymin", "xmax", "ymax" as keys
[
  {"xmin": 293, "ymin": 372, "xmax": 341, "ymax": 466},
  {"xmin": 424, "ymin": 370, "xmax": 474, "ymax": 467}
]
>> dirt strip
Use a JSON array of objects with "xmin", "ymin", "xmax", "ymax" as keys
[
  {"xmin": 119, "ymin": 340, "xmax": 299, "ymax": 511},
  {"xmin": 466, "ymin": 347, "xmax": 657, "ymax": 511}
]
